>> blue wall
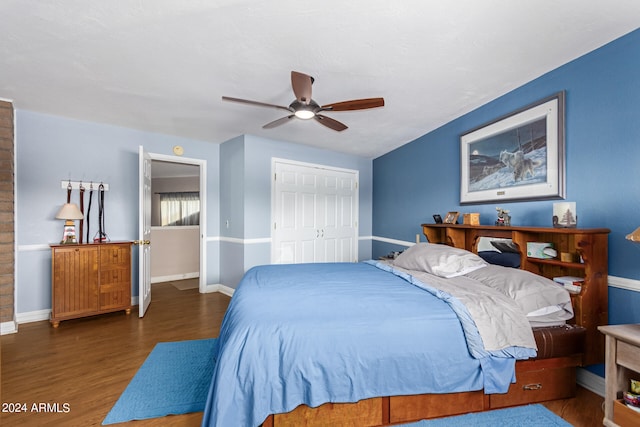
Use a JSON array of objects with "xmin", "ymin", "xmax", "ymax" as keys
[{"xmin": 373, "ymin": 30, "xmax": 640, "ymax": 328}]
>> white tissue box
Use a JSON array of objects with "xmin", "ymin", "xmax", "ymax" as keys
[{"xmin": 526, "ymin": 242, "xmax": 555, "ymax": 259}]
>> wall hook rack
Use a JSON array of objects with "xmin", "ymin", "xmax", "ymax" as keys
[{"xmin": 60, "ymin": 180, "xmax": 109, "ymax": 191}]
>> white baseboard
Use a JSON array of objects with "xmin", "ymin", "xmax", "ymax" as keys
[
  {"xmin": 202, "ymin": 283, "xmax": 219, "ymax": 293},
  {"xmin": 577, "ymin": 367, "xmax": 605, "ymax": 397},
  {"xmin": 151, "ymin": 272, "xmax": 199, "ymax": 284},
  {"xmin": 1, "ymin": 320, "xmax": 17, "ymax": 335},
  {"xmin": 16, "ymin": 309, "xmax": 50, "ymax": 324},
  {"xmin": 218, "ymin": 284, "xmax": 235, "ymax": 297},
  {"xmin": 202, "ymin": 283, "xmax": 235, "ymax": 297}
]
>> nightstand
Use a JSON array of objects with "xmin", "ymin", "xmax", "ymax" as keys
[{"xmin": 599, "ymin": 324, "xmax": 640, "ymax": 427}]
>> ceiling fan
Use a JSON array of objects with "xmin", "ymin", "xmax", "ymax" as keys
[{"xmin": 222, "ymin": 71, "xmax": 384, "ymax": 131}]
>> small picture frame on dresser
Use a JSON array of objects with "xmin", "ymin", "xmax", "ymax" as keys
[
  {"xmin": 444, "ymin": 212, "xmax": 460, "ymax": 224},
  {"xmin": 433, "ymin": 214, "xmax": 443, "ymax": 224}
]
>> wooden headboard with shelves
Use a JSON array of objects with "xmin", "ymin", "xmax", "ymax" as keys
[{"xmin": 421, "ymin": 223, "xmax": 610, "ymax": 366}]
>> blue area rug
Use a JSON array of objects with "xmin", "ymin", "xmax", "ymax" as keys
[
  {"xmin": 398, "ymin": 404, "xmax": 572, "ymax": 426},
  {"xmin": 102, "ymin": 338, "xmax": 217, "ymax": 425}
]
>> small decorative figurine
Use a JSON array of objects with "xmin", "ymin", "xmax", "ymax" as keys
[{"xmin": 495, "ymin": 207, "xmax": 511, "ymax": 226}]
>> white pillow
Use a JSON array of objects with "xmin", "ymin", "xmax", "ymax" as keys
[
  {"xmin": 477, "ymin": 237, "xmax": 502, "ymax": 252},
  {"xmin": 392, "ymin": 243, "xmax": 487, "ymax": 278},
  {"xmin": 476, "ymin": 237, "xmax": 519, "ymax": 253},
  {"xmin": 464, "ymin": 264, "xmax": 573, "ymax": 322}
]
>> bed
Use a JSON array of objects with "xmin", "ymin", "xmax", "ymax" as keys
[{"xmin": 202, "ymin": 237, "xmax": 598, "ymax": 427}]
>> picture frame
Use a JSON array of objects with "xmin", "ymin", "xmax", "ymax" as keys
[
  {"xmin": 460, "ymin": 91, "xmax": 565, "ymax": 204},
  {"xmin": 553, "ymin": 201, "xmax": 577, "ymax": 228},
  {"xmin": 443, "ymin": 211, "xmax": 459, "ymax": 224}
]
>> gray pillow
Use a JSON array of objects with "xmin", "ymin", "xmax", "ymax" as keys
[
  {"xmin": 464, "ymin": 264, "xmax": 573, "ymax": 322},
  {"xmin": 392, "ymin": 243, "xmax": 487, "ymax": 278}
]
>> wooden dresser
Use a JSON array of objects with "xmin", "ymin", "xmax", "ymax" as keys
[{"xmin": 50, "ymin": 241, "xmax": 133, "ymax": 327}]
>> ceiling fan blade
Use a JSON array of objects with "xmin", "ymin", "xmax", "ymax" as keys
[
  {"xmin": 263, "ymin": 115, "xmax": 295, "ymax": 129},
  {"xmin": 314, "ymin": 114, "xmax": 348, "ymax": 131},
  {"xmin": 291, "ymin": 71, "xmax": 313, "ymax": 105},
  {"xmin": 321, "ymin": 97, "xmax": 385, "ymax": 111},
  {"xmin": 222, "ymin": 96, "xmax": 291, "ymax": 112}
]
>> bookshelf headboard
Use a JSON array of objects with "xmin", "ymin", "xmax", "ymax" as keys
[{"xmin": 421, "ymin": 223, "xmax": 610, "ymax": 366}]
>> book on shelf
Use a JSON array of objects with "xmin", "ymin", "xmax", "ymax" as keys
[
  {"xmin": 626, "ymin": 403, "xmax": 640, "ymax": 413},
  {"xmin": 553, "ymin": 276, "xmax": 584, "ymax": 294}
]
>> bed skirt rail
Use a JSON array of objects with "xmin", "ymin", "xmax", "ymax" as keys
[{"xmin": 261, "ymin": 355, "xmax": 581, "ymax": 427}]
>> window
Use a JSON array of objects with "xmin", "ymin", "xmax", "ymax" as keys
[{"xmin": 159, "ymin": 192, "xmax": 200, "ymax": 226}]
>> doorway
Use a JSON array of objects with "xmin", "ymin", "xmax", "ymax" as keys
[{"xmin": 144, "ymin": 152, "xmax": 207, "ymax": 296}]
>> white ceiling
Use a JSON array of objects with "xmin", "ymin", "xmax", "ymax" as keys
[
  {"xmin": 1, "ymin": 1, "xmax": 639, "ymax": 159},
  {"xmin": 151, "ymin": 160, "xmax": 199, "ymax": 179}
]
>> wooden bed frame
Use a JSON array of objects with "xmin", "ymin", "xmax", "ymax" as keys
[{"xmin": 261, "ymin": 225, "xmax": 609, "ymax": 427}]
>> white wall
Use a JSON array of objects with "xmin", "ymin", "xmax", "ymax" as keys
[{"xmin": 150, "ymin": 226, "xmax": 199, "ymax": 282}]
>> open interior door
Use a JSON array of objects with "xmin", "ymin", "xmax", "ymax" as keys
[{"xmin": 137, "ymin": 146, "xmax": 152, "ymax": 317}]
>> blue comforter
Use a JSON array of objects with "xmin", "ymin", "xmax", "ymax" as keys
[{"xmin": 202, "ymin": 262, "xmax": 523, "ymax": 427}]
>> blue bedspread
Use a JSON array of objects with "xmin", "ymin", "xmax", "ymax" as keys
[{"xmin": 202, "ymin": 262, "xmax": 520, "ymax": 427}]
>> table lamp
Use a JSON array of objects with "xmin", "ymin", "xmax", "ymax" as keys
[
  {"xmin": 627, "ymin": 227, "xmax": 640, "ymax": 242},
  {"xmin": 55, "ymin": 203, "xmax": 84, "ymax": 244}
]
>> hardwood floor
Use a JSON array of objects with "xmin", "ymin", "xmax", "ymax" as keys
[
  {"xmin": 1, "ymin": 282, "xmax": 228, "ymax": 427},
  {"xmin": 543, "ymin": 386, "xmax": 604, "ymax": 426},
  {"xmin": 1, "ymin": 282, "xmax": 604, "ymax": 426}
]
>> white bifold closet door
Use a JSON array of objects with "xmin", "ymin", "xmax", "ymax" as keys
[{"xmin": 272, "ymin": 160, "xmax": 358, "ymax": 264}]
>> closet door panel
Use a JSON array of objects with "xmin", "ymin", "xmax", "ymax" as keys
[{"xmin": 273, "ymin": 160, "xmax": 358, "ymax": 264}]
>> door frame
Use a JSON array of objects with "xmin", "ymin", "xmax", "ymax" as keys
[
  {"xmin": 271, "ymin": 157, "xmax": 359, "ymax": 263},
  {"xmin": 145, "ymin": 151, "xmax": 207, "ymax": 294}
]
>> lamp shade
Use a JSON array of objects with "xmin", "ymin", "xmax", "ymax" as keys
[
  {"xmin": 626, "ymin": 226, "xmax": 640, "ymax": 242},
  {"xmin": 55, "ymin": 203, "xmax": 84, "ymax": 220}
]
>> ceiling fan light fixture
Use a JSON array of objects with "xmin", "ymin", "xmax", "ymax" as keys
[
  {"xmin": 223, "ymin": 70, "xmax": 383, "ymax": 130},
  {"xmin": 294, "ymin": 108, "xmax": 315, "ymax": 120}
]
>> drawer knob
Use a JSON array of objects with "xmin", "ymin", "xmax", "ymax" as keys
[{"xmin": 523, "ymin": 383, "xmax": 542, "ymax": 391}]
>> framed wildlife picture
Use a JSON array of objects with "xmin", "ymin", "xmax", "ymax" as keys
[{"xmin": 460, "ymin": 91, "xmax": 566, "ymax": 204}]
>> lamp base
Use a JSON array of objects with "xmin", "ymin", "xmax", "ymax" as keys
[{"xmin": 60, "ymin": 220, "xmax": 78, "ymax": 244}]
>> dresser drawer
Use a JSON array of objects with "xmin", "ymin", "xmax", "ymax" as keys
[
  {"xmin": 490, "ymin": 365, "xmax": 576, "ymax": 408},
  {"xmin": 100, "ymin": 268, "xmax": 130, "ymax": 287},
  {"xmin": 613, "ymin": 400, "xmax": 640, "ymax": 427},
  {"xmin": 617, "ymin": 341, "xmax": 640, "ymax": 373},
  {"xmin": 390, "ymin": 391, "xmax": 484, "ymax": 422},
  {"xmin": 100, "ymin": 244, "xmax": 131, "ymax": 268},
  {"xmin": 100, "ymin": 284, "xmax": 130, "ymax": 310}
]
